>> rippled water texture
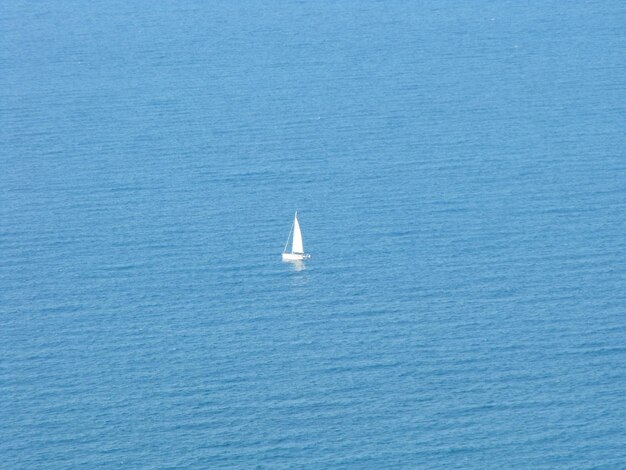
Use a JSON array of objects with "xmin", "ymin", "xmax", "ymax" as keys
[{"xmin": 2, "ymin": 1, "xmax": 626, "ymax": 468}]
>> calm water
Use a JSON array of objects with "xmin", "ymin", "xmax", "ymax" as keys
[{"xmin": 2, "ymin": 1, "xmax": 626, "ymax": 468}]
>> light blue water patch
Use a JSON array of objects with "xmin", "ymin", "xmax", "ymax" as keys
[{"xmin": 1, "ymin": 1, "xmax": 626, "ymax": 468}]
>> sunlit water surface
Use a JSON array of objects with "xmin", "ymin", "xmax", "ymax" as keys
[{"xmin": 2, "ymin": 1, "xmax": 626, "ymax": 468}]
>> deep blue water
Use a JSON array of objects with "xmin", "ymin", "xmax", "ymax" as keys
[{"xmin": 2, "ymin": 1, "xmax": 626, "ymax": 468}]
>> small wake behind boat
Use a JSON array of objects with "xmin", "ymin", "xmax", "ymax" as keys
[{"xmin": 282, "ymin": 211, "xmax": 311, "ymax": 261}]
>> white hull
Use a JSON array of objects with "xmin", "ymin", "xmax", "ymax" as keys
[{"xmin": 282, "ymin": 252, "xmax": 311, "ymax": 261}]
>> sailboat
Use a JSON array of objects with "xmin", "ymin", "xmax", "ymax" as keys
[{"xmin": 282, "ymin": 211, "xmax": 311, "ymax": 261}]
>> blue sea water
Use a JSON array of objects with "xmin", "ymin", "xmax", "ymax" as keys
[{"xmin": 2, "ymin": 1, "xmax": 626, "ymax": 468}]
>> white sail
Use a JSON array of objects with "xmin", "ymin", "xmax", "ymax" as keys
[{"xmin": 292, "ymin": 213, "xmax": 304, "ymax": 253}]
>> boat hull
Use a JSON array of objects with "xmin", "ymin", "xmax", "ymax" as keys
[{"xmin": 282, "ymin": 252, "xmax": 311, "ymax": 261}]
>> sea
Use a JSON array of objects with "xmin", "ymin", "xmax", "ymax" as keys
[{"xmin": 1, "ymin": 1, "xmax": 626, "ymax": 468}]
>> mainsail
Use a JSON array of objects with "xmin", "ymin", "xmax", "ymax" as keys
[{"xmin": 292, "ymin": 213, "xmax": 304, "ymax": 254}]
